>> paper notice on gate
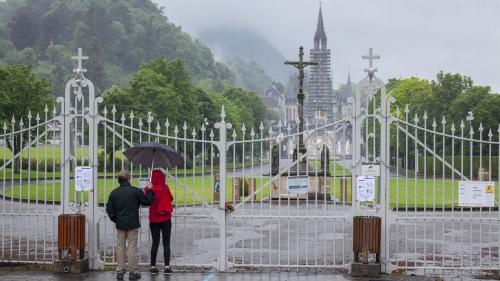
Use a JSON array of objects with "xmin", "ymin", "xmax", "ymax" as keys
[
  {"xmin": 356, "ymin": 176, "xmax": 375, "ymax": 202},
  {"xmin": 287, "ymin": 176, "xmax": 309, "ymax": 194},
  {"xmin": 75, "ymin": 166, "xmax": 93, "ymax": 191},
  {"xmin": 139, "ymin": 178, "xmax": 150, "ymax": 190},
  {"xmin": 458, "ymin": 181, "xmax": 494, "ymax": 207}
]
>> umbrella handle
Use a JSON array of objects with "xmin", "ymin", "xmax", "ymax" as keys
[{"xmin": 151, "ymin": 150, "xmax": 156, "ymax": 170}]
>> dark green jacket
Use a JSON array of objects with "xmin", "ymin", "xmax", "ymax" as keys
[{"xmin": 106, "ymin": 182, "xmax": 154, "ymax": 230}]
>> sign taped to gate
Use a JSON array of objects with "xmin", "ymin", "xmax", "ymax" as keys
[
  {"xmin": 356, "ymin": 176, "xmax": 375, "ymax": 201},
  {"xmin": 287, "ymin": 176, "xmax": 309, "ymax": 194},
  {"xmin": 362, "ymin": 164, "xmax": 380, "ymax": 176},
  {"xmin": 75, "ymin": 166, "xmax": 92, "ymax": 191},
  {"xmin": 458, "ymin": 181, "xmax": 494, "ymax": 207},
  {"xmin": 139, "ymin": 178, "xmax": 150, "ymax": 190}
]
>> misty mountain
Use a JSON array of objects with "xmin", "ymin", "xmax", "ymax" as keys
[
  {"xmin": 199, "ymin": 28, "xmax": 289, "ymax": 85},
  {"xmin": 0, "ymin": 0, "xmax": 234, "ymax": 95}
]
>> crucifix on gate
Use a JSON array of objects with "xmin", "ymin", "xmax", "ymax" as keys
[
  {"xmin": 362, "ymin": 47, "xmax": 380, "ymax": 81},
  {"xmin": 285, "ymin": 46, "xmax": 318, "ymax": 163}
]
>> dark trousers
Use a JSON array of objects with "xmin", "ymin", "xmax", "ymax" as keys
[{"xmin": 150, "ymin": 220, "xmax": 171, "ymax": 266}]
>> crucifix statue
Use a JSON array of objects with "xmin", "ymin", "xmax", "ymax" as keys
[{"xmin": 285, "ymin": 46, "xmax": 318, "ymax": 163}]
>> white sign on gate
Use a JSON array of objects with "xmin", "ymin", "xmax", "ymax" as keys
[
  {"xmin": 139, "ymin": 178, "xmax": 150, "ymax": 190},
  {"xmin": 458, "ymin": 181, "xmax": 494, "ymax": 207},
  {"xmin": 287, "ymin": 176, "xmax": 309, "ymax": 194},
  {"xmin": 362, "ymin": 164, "xmax": 380, "ymax": 176},
  {"xmin": 75, "ymin": 166, "xmax": 93, "ymax": 191},
  {"xmin": 356, "ymin": 176, "xmax": 375, "ymax": 201}
]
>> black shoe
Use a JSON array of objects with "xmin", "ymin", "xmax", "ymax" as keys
[
  {"xmin": 150, "ymin": 266, "xmax": 159, "ymax": 275},
  {"xmin": 116, "ymin": 272, "xmax": 124, "ymax": 280},
  {"xmin": 129, "ymin": 271, "xmax": 141, "ymax": 280},
  {"xmin": 164, "ymin": 266, "xmax": 172, "ymax": 274}
]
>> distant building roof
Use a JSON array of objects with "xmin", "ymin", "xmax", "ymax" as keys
[{"xmin": 263, "ymin": 96, "xmax": 279, "ymax": 108}]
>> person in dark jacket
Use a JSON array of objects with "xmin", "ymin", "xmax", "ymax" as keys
[
  {"xmin": 144, "ymin": 169, "xmax": 174, "ymax": 274},
  {"xmin": 106, "ymin": 170, "xmax": 154, "ymax": 281}
]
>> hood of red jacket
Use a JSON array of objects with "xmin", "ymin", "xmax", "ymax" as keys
[{"xmin": 151, "ymin": 169, "xmax": 165, "ymax": 185}]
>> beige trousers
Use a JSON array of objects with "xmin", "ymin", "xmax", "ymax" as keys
[{"xmin": 116, "ymin": 228, "xmax": 139, "ymax": 272}]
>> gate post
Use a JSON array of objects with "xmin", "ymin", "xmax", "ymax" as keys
[
  {"xmin": 86, "ymin": 82, "xmax": 102, "ymax": 270},
  {"xmin": 58, "ymin": 48, "xmax": 102, "ymax": 270},
  {"xmin": 214, "ymin": 106, "xmax": 232, "ymax": 271}
]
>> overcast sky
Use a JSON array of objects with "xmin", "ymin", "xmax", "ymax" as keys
[{"xmin": 156, "ymin": 0, "xmax": 500, "ymax": 92}]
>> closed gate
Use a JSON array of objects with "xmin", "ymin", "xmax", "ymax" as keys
[{"xmin": 1, "ymin": 48, "xmax": 499, "ymax": 277}]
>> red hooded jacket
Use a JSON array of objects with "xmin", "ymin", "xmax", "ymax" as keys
[{"xmin": 144, "ymin": 170, "xmax": 174, "ymax": 223}]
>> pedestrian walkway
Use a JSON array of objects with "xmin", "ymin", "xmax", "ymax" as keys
[{"xmin": 0, "ymin": 271, "xmax": 444, "ymax": 281}]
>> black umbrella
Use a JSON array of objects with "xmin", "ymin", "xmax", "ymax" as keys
[{"xmin": 123, "ymin": 142, "xmax": 184, "ymax": 168}]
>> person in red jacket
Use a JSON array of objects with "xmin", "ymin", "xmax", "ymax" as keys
[{"xmin": 144, "ymin": 169, "xmax": 174, "ymax": 274}]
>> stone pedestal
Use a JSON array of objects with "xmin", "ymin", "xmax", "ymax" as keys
[
  {"xmin": 232, "ymin": 177, "xmax": 241, "ymax": 202},
  {"xmin": 338, "ymin": 176, "xmax": 352, "ymax": 202},
  {"xmin": 53, "ymin": 258, "xmax": 89, "ymax": 273},
  {"xmin": 351, "ymin": 262, "xmax": 380, "ymax": 277},
  {"xmin": 245, "ymin": 178, "xmax": 257, "ymax": 201},
  {"xmin": 271, "ymin": 175, "xmax": 330, "ymax": 200}
]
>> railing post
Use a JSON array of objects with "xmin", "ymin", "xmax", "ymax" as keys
[{"xmin": 214, "ymin": 106, "xmax": 232, "ymax": 271}]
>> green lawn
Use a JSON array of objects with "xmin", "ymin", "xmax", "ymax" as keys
[
  {"xmin": 1, "ymin": 176, "xmax": 272, "ymax": 205},
  {"xmin": 2, "ymin": 173, "xmax": 488, "ymax": 208},
  {"xmin": 309, "ymin": 160, "xmax": 352, "ymax": 176},
  {"xmin": 0, "ymin": 161, "xmax": 260, "ymax": 181},
  {"xmin": 0, "ymin": 146, "xmax": 92, "ymax": 162},
  {"xmin": 330, "ymin": 177, "xmax": 496, "ymax": 208}
]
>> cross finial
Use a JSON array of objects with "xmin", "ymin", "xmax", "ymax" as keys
[
  {"xmin": 72, "ymin": 48, "xmax": 88, "ymax": 74},
  {"xmin": 362, "ymin": 48, "xmax": 380, "ymax": 69},
  {"xmin": 362, "ymin": 47, "xmax": 380, "ymax": 80}
]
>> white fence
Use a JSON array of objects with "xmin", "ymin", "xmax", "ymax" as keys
[{"xmin": 0, "ymin": 48, "xmax": 499, "ymax": 277}]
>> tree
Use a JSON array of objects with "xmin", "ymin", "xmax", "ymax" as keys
[
  {"xmin": 430, "ymin": 71, "xmax": 473, "ymax": 117},
  {"xmin": 222, "ymin": 87, "xmax": 267, "ymax": 131},
  {"xmin": 389, "ymin": 77, "xmax": 433, "ymax": 118},
  {"xmin": 0, "ymin": 64, "xmax": 53, "ymax": 170}
]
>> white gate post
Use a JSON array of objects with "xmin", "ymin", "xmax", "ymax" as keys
[
  {"xmin": 378, "ymin": 81, "xmax": 392, "ymax": 274},
  {"xmin": 60, "ymin": 80, "xmax": 73, "ymax": 215},
  {"xmin": 85, "ymin": 80, "xmax": 102, "ymax": 270},
  {"xmin": 214, "ymin": 106, "xmax": 232, "ymax": 271},
  {"xmin": 59, "ymin": 48, "xmax": 102, "ymax": 269}
]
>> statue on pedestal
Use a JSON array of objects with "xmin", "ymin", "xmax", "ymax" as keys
[
  {"xmin": 320, "ymin": 144, "xmax": 329, "ymax": 174},
  {"xmin": 271, "ymin": 144, "xmax": 279, "ymax": 175}
]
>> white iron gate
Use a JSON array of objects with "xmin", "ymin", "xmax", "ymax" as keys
[{"xmin": 1, "ymin": 48, "xmax": 499, "ymax": 277}]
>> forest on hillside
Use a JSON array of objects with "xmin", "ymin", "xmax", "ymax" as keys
[
  {"xmin": 0, "ymin": 0, "xmax": 276, "ymax": 136},
  {"xmin": 0, "ymin": 0, "xmax": 278, "ymax": 97}
]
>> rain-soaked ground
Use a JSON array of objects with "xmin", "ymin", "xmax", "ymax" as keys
[
  {"xmin": 0, "ymin": 271, "xmax": 444, "ymax": 281},
  {"xmin": 1, "ymin": 200, "xmax": 500, "ymax": 280}
]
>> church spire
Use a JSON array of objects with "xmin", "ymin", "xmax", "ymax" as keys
[
  {"xmin": 345, "ymin": 72, "xmax": 353, "ymax": 99},
  {"xmin": 314, "ymin": 5, "xmax": 327, "ymax": 50}
]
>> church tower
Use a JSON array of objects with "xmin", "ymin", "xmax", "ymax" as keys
[{"xmin": 306, "ymin": 5, "xmax": 335, "ymax": 122}]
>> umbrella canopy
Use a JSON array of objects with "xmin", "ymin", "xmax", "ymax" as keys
[{"xmin": 123, "ymin": 142, "xmax": 184, "ymax": 168}]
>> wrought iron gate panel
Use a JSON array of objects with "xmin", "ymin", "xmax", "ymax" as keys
[
  {"xmin": 95, "ymin": 112, "xmax": 222, "ymax": 269},
  {"xmin": 387, "ymin": 109, "xmax": 500, "ymax": 274},
  {"xmin": 225, "ymin": 119, "xmax": 354, "ymax": 270}
]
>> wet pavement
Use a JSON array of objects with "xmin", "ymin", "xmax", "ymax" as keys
[{"xmin": 0, "ymin": 271, "xmax": 442, "ymax": 281}]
